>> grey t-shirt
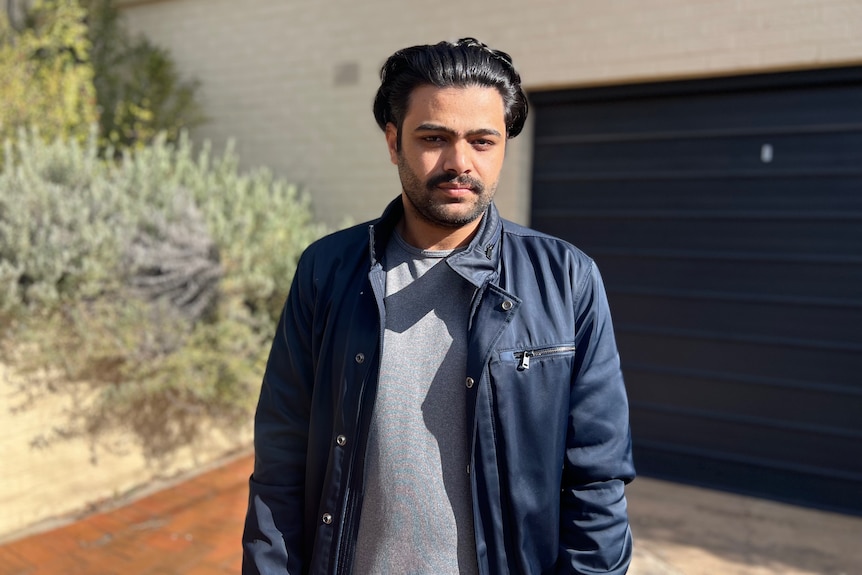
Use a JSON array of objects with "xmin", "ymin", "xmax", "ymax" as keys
[{"xmin": 353, "ymin": 231, "xmax": 478, "ymax": 575}]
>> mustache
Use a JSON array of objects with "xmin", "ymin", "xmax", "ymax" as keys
[{"xmin": 426, "ymin": 173, "xmax": 484, "ymax": 193}]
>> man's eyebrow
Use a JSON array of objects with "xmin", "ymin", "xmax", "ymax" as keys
[{"xmin": 414, "ymin": 123, "xmax": 503, "ymax": 138}]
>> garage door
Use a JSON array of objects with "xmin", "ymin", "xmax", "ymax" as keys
[{"xmin": 529, "ymin": 66, "xmax": 862, "ymax": 514}]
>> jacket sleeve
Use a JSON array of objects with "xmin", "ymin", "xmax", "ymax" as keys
[
  {"xmin": 558, "ymin": 261, "xmax": 636, "ymax": 575},
  {"xmin": 242, "ymin": 253, "xmax": 316, "ymax": 575}
]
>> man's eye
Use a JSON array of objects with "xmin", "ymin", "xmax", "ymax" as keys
[
  {"xmin": 423, "ymin": 136, "xmax": 445, "ymax": 143},
  {"xmin": 473, "ymin": 139, "xmax": 494, "ymax": 148}
]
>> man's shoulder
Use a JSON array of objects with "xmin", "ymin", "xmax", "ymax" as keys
[
  {"xmin": 499, "ymin": 219, "xmax": 593, "ymax": 266},
  {"xmin": 300, "ymin": 219, "xmax": 375, "ymax": 261},
  {"xmin": 290, "ymin": 220, "xmax": 374, "ymax": 284},
  {"xmin": 500, "ymin": 218, "xmax": 559, "ymax": 241}
]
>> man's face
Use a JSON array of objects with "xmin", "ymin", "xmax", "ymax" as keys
[{"xmin": 386, "ymin": 85, "xmax": 507, "ymax": 232}]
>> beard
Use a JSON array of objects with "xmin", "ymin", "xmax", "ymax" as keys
[{"xmin": 397, "ymin": 153, "xmax": 495, "ymax": 229}]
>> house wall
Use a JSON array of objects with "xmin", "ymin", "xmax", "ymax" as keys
[{"xmin": 118, "ymin": 0, "xmax": 862, "ymax": 227}]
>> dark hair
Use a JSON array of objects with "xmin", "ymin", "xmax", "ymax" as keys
[{"xmin": 373, "ymin": 37, "xmax": 528, "ymax": 140}]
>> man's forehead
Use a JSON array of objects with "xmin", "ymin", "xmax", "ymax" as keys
[{"xmin": 402, "ymin": 84, "xmax": 506, "ymax": 127}]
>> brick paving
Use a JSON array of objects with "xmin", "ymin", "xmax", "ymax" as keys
[
  {"xmin": 0, "ymin": 455, "xmax": 253, "ymax": 575},
  {"xmin": 2, "ymin": 450, "xmax": 861, "ymax": 575}
]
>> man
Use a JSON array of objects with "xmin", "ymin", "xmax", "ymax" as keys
[{"xmin": 243, "ymin": 38, "xmax": 635, "ymax": 575}]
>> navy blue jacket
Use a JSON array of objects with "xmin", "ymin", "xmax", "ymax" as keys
[{"xmin": 243, "ymin": 198, "xmax": 635, "ymax": 574}]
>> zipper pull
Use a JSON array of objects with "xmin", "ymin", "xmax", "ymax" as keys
[{"xmin": 518, "ymin": 350, "xmax": 533, "ymax": 371}]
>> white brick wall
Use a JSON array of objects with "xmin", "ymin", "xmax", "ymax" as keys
[{"xmin": 119, "ymin": 0, "xmax": 862, "ymax": 227}]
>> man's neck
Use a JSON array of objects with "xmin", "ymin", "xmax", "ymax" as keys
[{"xmin": 397, "ymin": 203, "xmax": 484, "ymax": 251}]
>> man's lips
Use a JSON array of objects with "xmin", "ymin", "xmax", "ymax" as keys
[{"xmin": 437, "ymin": 183, "xmax": 475, "ymax": 192}]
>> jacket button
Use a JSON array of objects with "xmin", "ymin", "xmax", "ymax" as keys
[
  {"xmin": 501, "ymin": 300, "xmax": 513, "ymax": 311},
  {"xmin": 465, "ymin": 377, "xmax": 474, "ymax": 389},
  {"xmin": 336, "ymin": 435, "xmax": 347, "ymax": 446},
  {"xmin": 355, "ymin": 353, "xmax": 365, "ymax": 364},
  {"xmin": 322, "ymin": 513, "xmax": 333, "ymax": 525}
]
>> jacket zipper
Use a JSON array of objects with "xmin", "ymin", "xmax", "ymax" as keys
[
  {"xmin": 335, "ymin": 355, "xmax": 380, "ymax": 575},
  {"xmin": 514, "ymin": 345, "xmax": 576, "ymax": 370},
  {"xmin": 335, "ymin": 267, "xmax": 387, "ymax": 575}
]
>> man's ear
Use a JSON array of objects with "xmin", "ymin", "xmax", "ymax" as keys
[{"xmin": 385, "ymin": 123, "xmax": 399, "ymax": 165}]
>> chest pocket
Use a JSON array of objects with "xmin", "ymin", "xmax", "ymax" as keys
[{"xmin": 498, "ymin": 344, "xmax": 576, "ymax": 371}]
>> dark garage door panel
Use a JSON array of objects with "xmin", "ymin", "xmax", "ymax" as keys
[
  {"xmin": 529, "ymin": 66, "xmax": 862, "ymax": 514},
  {"xmin": 626, "ymin": 368, "xmax": 861, "ymax": 432},
  {"xmin": 532, "ymin": 131, "xmax": 862, "ymax": 174},
  {"xmin": 619, "ymin": 331, "xmax": 859, "ymax": 391},
  {"xmin": 538, "ymin": 217, "xmax": 861, "ymax": 256},
  {"xmin": 532, "ymin": 176, "xmax": 862, "ymax": 212},
  {"xmin": 611, "ymin": 292, "xmax": 862, "ymax": 352},
  {"xmin": 532, "ymin": 69, "xmax": 862, "ymax": 137},
  {"xmin": 596, "ymin": 255, "xmax": 861, "ymax": 302}
]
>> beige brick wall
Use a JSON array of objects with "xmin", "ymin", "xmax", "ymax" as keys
[
  {"xmin": 0, "ymin": 362, "xmax": 251, "ymax": 541},
  {"xmin": 119, "ymin": 0, "xmax": 862, "ymax": 228}
]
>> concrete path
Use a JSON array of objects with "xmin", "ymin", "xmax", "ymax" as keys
[
  {"xmin": 627, "ymin": 475, "xmax": 862, "ymax": 575},
  {"xmin": 0, "ymin": 453, "xmax": 860, "ymax": 574}
]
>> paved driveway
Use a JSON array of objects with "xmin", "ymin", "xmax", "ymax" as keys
[
  {"xmin": 0, "ymin": 456, "xmax": 250, "ymax": 575},
  {"xmin": 1, "ymin": 453, "xmax": 860, "ymax": 574}
]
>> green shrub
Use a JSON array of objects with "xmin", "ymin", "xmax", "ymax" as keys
[
  {"xmin": 0, "ymin": 0, "xmax": 203, "ymax": 159},
  {"xmin": 0, "ymin": 129, "xmax": 324, "ymax": 454},
  {"xmin": 82, "ymin": 0, "xmax": 205, "ymax": 151},
  {"xmin": 0, "ymin": 0, "xmax": 98, "ymax": 153}
]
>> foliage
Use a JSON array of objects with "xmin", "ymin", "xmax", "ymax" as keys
[
  {"xmin": 0, "ymin": 129, "xmax": 324, "ymax": 454},
  {"xmin": 0, "ymin": 0, "xmax": 204, "ymax": 157},
  {"xmin": 82, "ymin": 0, "xmax": 205, "ymax": 151},
  {"xmin": 0, "ymin": 0, "xmax": 98, "ymax": 151}
]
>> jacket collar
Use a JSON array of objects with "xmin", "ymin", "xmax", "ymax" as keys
[{"xmin": 368, "ymin": 197, "xmax": 502, "ymax": 288}]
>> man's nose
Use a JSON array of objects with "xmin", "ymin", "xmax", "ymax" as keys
[{"xmin": 442, "ymin": 141, "xmax": 472, "ymax": 175}]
